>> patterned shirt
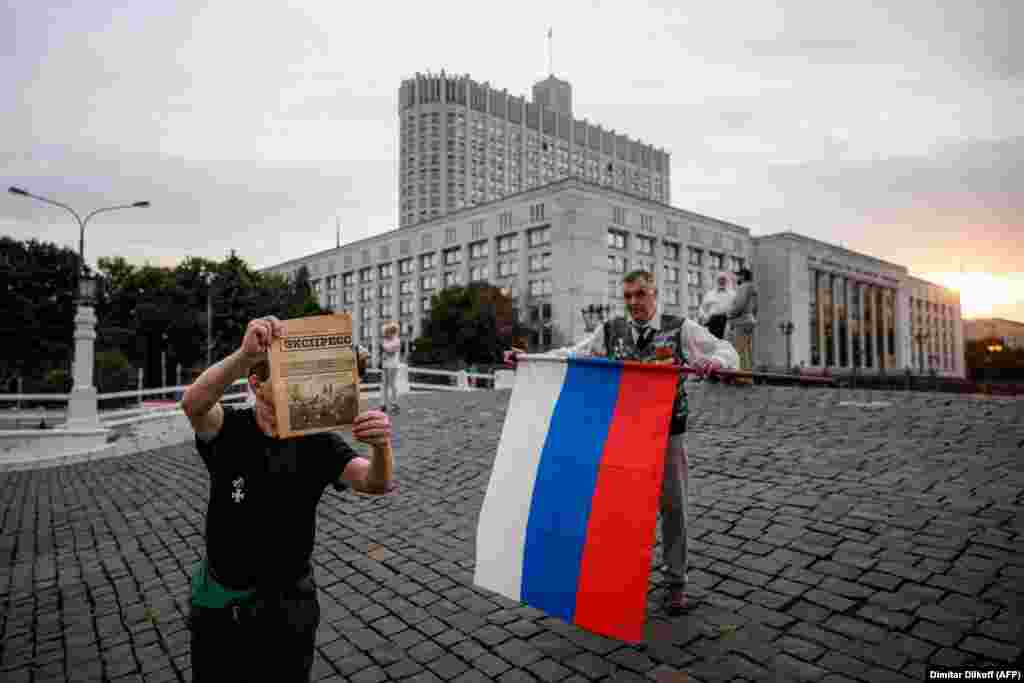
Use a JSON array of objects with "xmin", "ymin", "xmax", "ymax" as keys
[{"xmin": 545, "ymin": 308, "xmax": 739, "ymax": 426}]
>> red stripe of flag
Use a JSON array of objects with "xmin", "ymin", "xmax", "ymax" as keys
[{"xmin": 572, "ymin": 362, "xmax": 679, "ymax": 642}]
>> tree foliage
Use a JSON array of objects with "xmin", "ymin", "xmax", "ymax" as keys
[
  {"xmin": 1, "ymin": 235, "xmax": 324, "ymax": 390},
  {"xmin": 411, "ymin": 282, "xmax": 525, "ymax": 366},
  {"xmin": 0, "ymin": 236, "xmax": 85, "ymax": 389}
]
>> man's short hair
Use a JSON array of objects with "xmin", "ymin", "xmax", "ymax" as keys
[
  {"xmin": 738, "ymin": 268, "xmax": 753, "ymax": 282},
  {"xmin": 250, "ymin": 360, "xmax": 270, "ymax": 382},
  {"xmin": 382, "ymin": 321, "xmax": 400, "ymax": 336},
  {"xmin": 622, "ymin": 269, "xmax": 655, "ymax": 288}
]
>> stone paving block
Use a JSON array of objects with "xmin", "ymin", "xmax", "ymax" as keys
[{"xmin": 959, "ymin": 635, "xmax": 1021, "ymax": 663}]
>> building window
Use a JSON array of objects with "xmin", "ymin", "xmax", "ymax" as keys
[
  {"xmin": 664, "ymin": 265, "xmax": 680, "ymax": 283},
  {"xmin": 400, "ymin": 299, "xmax": 414, "ymax": 315},
  {"xmin": 398, "ymin": 258, "xmax": 413, "ymax": 275},
  {"xmin": 469, "ymin": 240, "xmax": 489, "ymax": 259},
  {"xmin": 688, "ymin": 290, "xmax": 701, "ymax": 307},
  {"xmin": 343, "ymin": 289, "xmax": 354, "ymax": 305},
  {"xmin": 444, "ymin": 271, "xmax": 461, "ymax": 287},
  {"xmin": 399, "ymin": 279, "xmax": 413, "ymax": 295},
  {"xmin": 379, "ymin": 283, "xmax": 392, "ymax": 298},
  {"xmin": 361, "ymin": 308, "xmax": 371, "ymax": 323},
  {"xmin": 529, "ymin": 252, "xmax": 552, "ymax": 272},
  {"xmin": 729, "ymin": 255, "xmax": 745, "ymax": 272},
  {"xmin": 529, "ymin": 279, "xmax": 552, "ymax": 296},
  {"xmin": 688, "ymin": 248, "xmax": 703, "ymax": 267},
  {"xmin": 709, "ymin": 252, "xmax": 724, "ymax": 270},
  {"xmin": 637, "ymin": 236, "xmax": 654, "ymax": 255},
  {"xmin": 499, "ymin": 211, "xmax": 513, "ymax": 231},
  {"xmin": 471, "ymin": 220, "xmax": 484, "ymax": 239},
  {"xmin": 312, "ymin": 280, "xmax": 322, "ymax": 294},
  {"xmin": 497, "ymin": 234, "xmax": 519, "ymax": 254},
  {"xmin": 445, "ymin": 227, "xmax": 457, "ymax": 244},
  {"xmin": 342, "ymin": 272, "xmax": 355, "ymax": 287},
  {"xmin": 607, "ymin": 230, "xmax": 627, "ymax": 250},
  {"xmin": 443, "ymin": 247, "xmax": 462, "ymax": 266},
  {"xmin": 609, "ymin": 255, "xmax": 628, "ymax": 273},
  {"xmin": 663, "ymin": 242, "xmax": 680, "ymax": 261},
  {"xmin": 613, "ymin": 206, "xmax": 626, "ymax": 225},
  {"xmin": 420, "ymin": 275, "xmax": 437, "ymax": 290},
  {"xmin": 529, "ymin": 203, "xmax": 545, "ymax": 222},
  {"xmin": 470, "ymin": 265, "xmax": 489, "ymax": 281},
  {"xmin": 360, "ymin": 286, "xmax": 372, "ymax": 302},
  {"xmin": 528, "ymin": 227, "xmax": 551, "ymax": 247},
  {"xmin": 327, "ymin": 293, "xmax": 338, "ymax": 309},
  {"xmin": 360, "ymin": 268, "xmax": 374, "ymax": 283},
  {"xmin": 640, "ymin": 214, "xmax": 654, "ymax": 232},
  {"xmin": 666, "ymin": 288, "xmax": 680, "ymax": 305},
  {"xmin": 325, "ymin": 275, "xmax": 337, "ymax": 290},
  {"xmin": 379, "ymin": 302, "xmax": 393, "ymax": 318},
  {"xmin": 378, "ymin": 263, "xmax": 393, "ymax": 279},
  {"xmin": 497, "ymin": 260, "xmax": 519, "ymax": 277},
  {"xmin": 422, "ymin": 296, "xmax": 432, "ymax": 313},
  {"xmin": 687, "ymin": 270, "xmax": 701, "ymax": 287},
  {"xmin": 420, "ymin": 253, "xmax": 435, "ymax": 270}
]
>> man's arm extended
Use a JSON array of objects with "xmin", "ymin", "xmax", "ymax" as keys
[
  {"xmin": 180, "ymin": 350, "xmax": 253, "ymax": 441},
  {"xmin": 181, "ymin": 316, "xmax": 283, "ymax": 441}
]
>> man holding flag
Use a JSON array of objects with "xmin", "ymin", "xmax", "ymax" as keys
[{"xmin": 504, "ymin": 270, "xmax": 738, "ymax": 615}]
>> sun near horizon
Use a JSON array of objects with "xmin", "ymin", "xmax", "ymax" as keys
[{"xmin": 919, "ymin": 271, "xmax": 1024, "ymax": 322}]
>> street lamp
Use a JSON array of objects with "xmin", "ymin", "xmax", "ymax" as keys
[
  {"xmin": 778, "ymin": 320, "xmax": 794, "ymax": 371},
  {"xmin": 581, "ymin": 303, "xmax": 612, "ymax": 333},
  {"xmin": 203, "ymin": 271, "xmax": 216, "ymax": 368},
  {"xmin": 8, "ymin": 186, "xmax": 149, "ymax": 431}
]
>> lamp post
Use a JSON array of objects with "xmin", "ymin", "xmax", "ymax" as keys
[
  {"xmin": 8, "ymin": 186, "xmax": 149, "ymax": 430},
  {"xmin": 203, "ymin": 271, "xmax": 215, "ymax": 368},
  {"xmin": 778, "ymin": 320, "xmax": 794, "ymax": 372}
]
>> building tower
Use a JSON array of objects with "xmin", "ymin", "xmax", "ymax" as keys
[{"xmin": 397, "ymin": 71, "xmax": 672, "ymax": 227}]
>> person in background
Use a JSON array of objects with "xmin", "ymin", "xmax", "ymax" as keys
[
  {"xmin": 380, "ymin": 322, "xmax": 401, "ymax": 413},
  {"xmin": 698, "ymin": 271, "xmax": 736, "ymax": 340},
  {"xmin": 728, "ymin": 268, "xmax": 759, "ymax": 384}
]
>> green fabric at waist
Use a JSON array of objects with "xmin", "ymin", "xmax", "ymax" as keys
[{"xmin": 190, "ymin": 558, "xmax": 257, "ymax": 609}]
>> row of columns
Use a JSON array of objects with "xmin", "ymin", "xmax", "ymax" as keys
[{"xmin": 814, "ymin": 270, "xmax": 893, "ymax": 370}]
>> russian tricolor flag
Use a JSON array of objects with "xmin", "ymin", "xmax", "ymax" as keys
[{"xmin": 474, "ymin": 355, "xmax": 680, "ymax": 642}]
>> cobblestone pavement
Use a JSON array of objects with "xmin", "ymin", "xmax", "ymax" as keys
[{"xmin": 1, "ymin": 384, "xmax": 1022, "ymax": 682}]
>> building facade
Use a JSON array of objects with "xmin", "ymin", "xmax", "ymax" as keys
[
  {"xmin": 964, "ymin": 318, "xmax": 1024, "ymax": 350},
  {"xmin": 265, "ymin": 178, "xmax": 749, "ymax": 361},
  {"xmin": 751, "ymin": 233, "xmax": 965, "ymax": 377},
  {"xmin": 397, "ymin": 71, "xmax": 671, "ymax": 227},
  {"xmin": 266, "ymin": 182, "xmax": 965, "ymax": 377}
]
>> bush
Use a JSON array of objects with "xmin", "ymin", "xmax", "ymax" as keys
[{"xmin": 45, "ymin": 368, "xmax": 71, "ymax": 392}]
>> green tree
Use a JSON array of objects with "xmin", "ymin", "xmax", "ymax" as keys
[
  {"xmin": 0, "ymin": 236, "xmax": 86, "ymax": 388},
  {"xmin": 413, "ymin": 282, "xmax": 523, "ymax": 366}
]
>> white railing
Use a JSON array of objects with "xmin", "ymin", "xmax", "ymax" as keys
[{"xmin": 0, "ymin": 364, "xmax": 509, "ymax": 428}]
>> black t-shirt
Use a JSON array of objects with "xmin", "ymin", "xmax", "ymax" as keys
[{"xmin": 195, "ymin": 406, "xmax": 358, "ymax": 590}]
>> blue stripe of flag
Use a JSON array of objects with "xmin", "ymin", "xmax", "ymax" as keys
[{"xmin": 521, "ymin": 359, "xmax": 622, "ymax": 622}]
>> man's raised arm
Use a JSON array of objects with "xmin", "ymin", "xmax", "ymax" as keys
[{"xmin": 182, "ymin": 317, "xmax": 283, "ymax": 441}]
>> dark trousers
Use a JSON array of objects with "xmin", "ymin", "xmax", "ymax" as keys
[
  {"xmin": 189, "ymin": 582, "xmax": 320, "ymax": 682},
  {"xmin": 706, "ymin": 314, "xmax": 728, "ymax": 339}
]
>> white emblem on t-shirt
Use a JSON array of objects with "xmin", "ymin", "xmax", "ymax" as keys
[{"xmin": 231, "ymin": 476, "xmax": 245, "ymax": 503}]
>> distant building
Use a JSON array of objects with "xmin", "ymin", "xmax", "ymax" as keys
[
  {"xmin": 751, "ymin": 234, "xmax": 964, "ymax": 377},
  {"xmin": 263, "ymin": 71, "xmax": 966, "ymax": 378},
  {"xmin": 964, "ymin": 318, "xmax": 1024, "ymax": 349},
  {"xmin": 397, "ymin": 71, "xmax": 670, "ymax": 227}
]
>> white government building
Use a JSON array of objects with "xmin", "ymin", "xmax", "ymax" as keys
[{"xmin": 263, "ymin": 72, "xmax": 965, "ymax": 378}]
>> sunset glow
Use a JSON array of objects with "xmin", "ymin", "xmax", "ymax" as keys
[{"xmin": 919, "ymin": 272, "xmax": 1024, "ymax": 320}]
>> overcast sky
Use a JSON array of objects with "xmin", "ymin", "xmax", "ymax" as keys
[{"xmin": 3, "ymin": 0, "xmax": 1021, "ymax": 320}]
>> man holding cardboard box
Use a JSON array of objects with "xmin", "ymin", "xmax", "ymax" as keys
[{"xmin": 181, "ymin": 315, "xmax": 394, "ymax": 682}]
